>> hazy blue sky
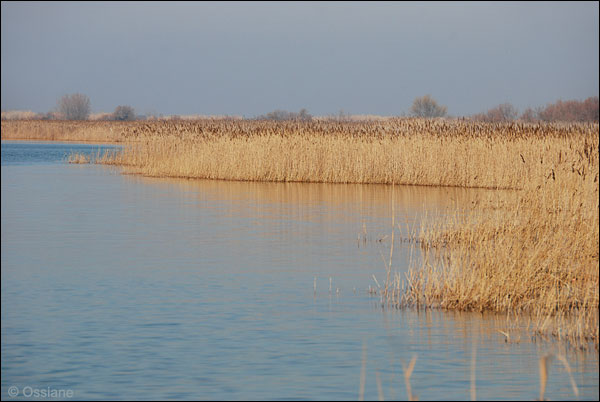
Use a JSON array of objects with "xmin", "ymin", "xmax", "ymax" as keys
[{"xmin": 1, "ymin": 1, "xmax": 598, "ymax": 117}]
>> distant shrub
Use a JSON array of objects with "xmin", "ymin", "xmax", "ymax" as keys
[
  {"xmin": 256, "ymin": 108, "xmax": 312, "ymax": 121},
  {"xmin": 1, "ymin": 110, "xmax": 42, "ymax": 120},
  {"xmin": 410, "ymin": 95, "xmax": 447, "ymax": 118},
  {"xmin": 143, "ymin": 114, "xmax": 243, "ymax": 121},
  {"xmin": 471, "ymin": 98, "xmax": 599, "ymax": 123},
  {"xmin": 41, "ymin": 111, "xmax": 60, "ymax": 120},
  {"xmin": 537, "ymin": 97, "xmax": 598, "ymax": 122},
  {"xmin": 112, "ymin": 105, "xmax": 136, "ymax": 121},
  {"xmin": 89, "ymin": 112, "xmax": 114, "ymax": 121},
  {"xmin": 519, "ymin": 107, "xmax": 542, "ymax": 123},
  {"xmin": 472, "ymin": 103, "xmax": 519, "ymax": 123}
]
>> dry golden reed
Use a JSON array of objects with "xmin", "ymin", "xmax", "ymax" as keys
[
  {"xmin": 67, "ymin": 152, "xmax": 91, "ymax": 164},
  {"xmin": 1, "ymin": 120, "xmax": 138, "ymax": 143},
  {"xmin": 4, "ymin": 118, "xmax": 597, "ymax": 346},
  {"xmin": 401, "ymin": 355, "xmax": 418, "ymax": 401},
  {"xmin": 379, "ymin": 121, "xmax": 599, "ymax": 347},
  {"xmin": 25, "ymin": 118, "xmax": 592, "ymax": 191}
]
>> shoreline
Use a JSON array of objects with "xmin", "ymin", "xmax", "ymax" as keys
[{"xmin": 1, "ymin": 138, "xmax": 127, "ymax": 145}]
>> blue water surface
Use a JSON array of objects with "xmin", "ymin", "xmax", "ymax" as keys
[
  {"xmin": 1, "ymin": 141, "xmax": 598, "ymax": 401},
  {"xmin": 1, "ymin": 141, "xmax": 120, "ymax": 166}
]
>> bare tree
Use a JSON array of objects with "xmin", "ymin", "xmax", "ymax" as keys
[
  {"xmin": 57, "ymin": 93, "xmax": 91, "ymax": 120},
  {"xmin": 297, "ymin": 108, "xmax": 312, "ymax": 121},
  {"xmin": 336, "ymin": 109, "xmax": 351, "ymax": 122},
  {"xmin": 519, "ymin": 107, "xmax": 541, "ymax": 123},
  {"xmin": 473, "ymin": 103, "xmax": 519, "ymax": 123},
  {"xmin": 113, "ymin": 105, "xmax": 136, "ymax": 121},
  {"xmin": 410, "ymin": 95, "xmax": 447, "ymax": 118},
  {"xmin": 496, "ymin": 103, "xmax": 519, "ymax": 121},
  {"xmin": 538, "ymin": 97, "xmax": 599, "ymax": 122}
]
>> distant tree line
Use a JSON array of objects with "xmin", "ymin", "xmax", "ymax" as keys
[
  {"xmin": 9, "ymin": 93, "xmax": 139, "ymax": 121},
  {"xmin": 2, "ymin": 93, "xmax": 598, "ymax": 123},
  {"xmin": 255, "ymin": 108, "xmax": 313, "ymax": 121},
  {"xmin": 109, "ymin": 105, "xmax": 136, "ymax": 121},
  {"xmin": 470, "ymin": 103, "xmax": 519, "ymax": 123},
  {"xmin": 472, "ymin": 97, "xmax": 599, "ymax": 123}
]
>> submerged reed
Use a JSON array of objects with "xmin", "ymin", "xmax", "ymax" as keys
[{"xmin": 67, "ymin": 152, "xmax": 91, "ymax": 164}]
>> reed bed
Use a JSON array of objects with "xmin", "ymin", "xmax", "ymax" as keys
[
  {"xmin": 6, "ymin": 118, "xmax": 597, "ymax": 346},
  {"xmin": 393, "ymin": 185, "xmax": 599, "ymax": 346},
  {"xmin": 1, "ymin": 120, "xmax": 139, "ymax": 143},
  {"xmin": 378, "ymin": 123, "xmax": 599, "ymax": 347},
  {"xmin": 80, "ymin": 118, "xmax": 597, "ymax": 191}
]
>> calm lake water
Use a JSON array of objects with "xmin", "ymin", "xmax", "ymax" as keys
[{"xmin": 1, "ymin": 141, "xmax": 598, "ymax": 401}]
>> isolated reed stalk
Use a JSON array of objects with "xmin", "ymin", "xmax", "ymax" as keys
[
  {"xmin": 538, "ymin": 354, "xmax": 552, "ymax": 401},
  {"xmin": 555, "ymin": 354, "xmax": 579, "ymax": 399},
  {"xmin": 359, "ymin": 342, "xmax": 367, "ymax": 401},
  {"xmin": 470, "ymin": 340, "xmax": 477, "ymax": 401},
  {"xmin": 383, "ymin": 185, "xmax": 395, "ymax": 302},
  {"xmin": 401, "ymin": 355, "xmax": 418, "ymax": 401},
  {"xmin": 376, "ymin": 370, "xmax": 384, "ymax": 401}
]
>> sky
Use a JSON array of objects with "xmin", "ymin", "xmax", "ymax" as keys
[{"xmin": 1, "ymin": 1, "xmax": 598, "ymax": 117}]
